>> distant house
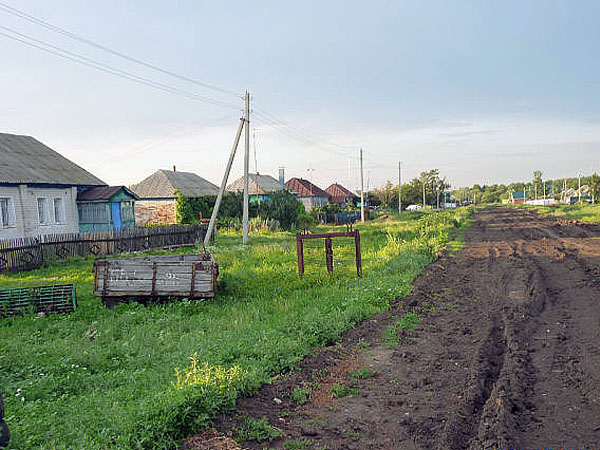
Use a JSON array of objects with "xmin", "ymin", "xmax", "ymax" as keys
[
  {"xmin": 226, "ymin": 173, "xmax": 286, "ymax": 203},
  {"xmin": 131, "ymin": 169, "xmax": 219, "ymax": 225},
  {"xmin": 77, "ymin": 186, "xmax": 139, "ymax": 232},
  {"xmin": 562, "ymin": 186, "xmax": 592, "ymax": 204},
  {"xmin": 509, "ymin": 191, "xmax": 530, "ymax": 204},
  {"xmin": 0, "ymin": 132, "xmax": 106, "ymax": 240},
  {"xmin": 325, "ymin": 183, "xmax": 358, "ymax": 206},
  {"xmin": 285, "ymin": 177, "xmax": 329, "ymax": 211}
]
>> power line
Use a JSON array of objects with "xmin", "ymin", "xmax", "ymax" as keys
[
  {"xmin": 254, "ymin": 100, "xmax": 358, "ymax": 150},
  {"xmin": 0, "ymin": 1, "xmax": 239, "ymax": 97},
  {"xmin": 0, "ymin": 25, "xmax": 238, "ymax": 109},
  {"xmin": 97, "ymin": 111, "xmax": 237, "ymax": 168}
]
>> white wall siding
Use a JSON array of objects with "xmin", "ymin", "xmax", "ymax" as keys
[{"xmin": 0, "ymin": 184, "xmax": 79, "ymax": 239}]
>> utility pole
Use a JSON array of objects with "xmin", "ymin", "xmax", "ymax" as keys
[
  {"xmin": 204, "ymin": 118, "xmax": 245, "ymax": 246},
  {"xmin": 360, "ymin": 148, "xmax": 365, "ymax": 223},
  {"xmin": 421, "ymin": 174, "xmax": 426, "ymax": 208},
  {"xmin": 398, "ymin": 161, "xmax": 402, "ymax": 214},
  {"xmin": 243, "ymin": 91, "xmax": 250, "ymax": 245},
  {"xmin": 578, "ymin": 170, "xmax": 582, "ymax": 204}
]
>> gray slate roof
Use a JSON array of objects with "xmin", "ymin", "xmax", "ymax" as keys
[
  {"xmin": 131, "ymin": 169, "xmax": 219, "ymax": 199},
  {"xmin": 0, "ymin": 132, "xmax": 106, "ymax": 186},
  {"xmin": 226, "ymin": 173, "xmax": 286, "ymax": 195}
]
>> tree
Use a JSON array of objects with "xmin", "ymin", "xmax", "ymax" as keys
[
  {"xmin": 259, "ymin": 190, "xmax": 302, "ymax": 229},
  {"xmin": 533, "ymin": 170, "xmax": 543, "ymax": 200},
  {"xmin": 590, "ymin": 172, "xmax": 600, "ymax": 204}
]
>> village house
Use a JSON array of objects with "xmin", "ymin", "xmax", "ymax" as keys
[
  {"xmin": 285, "ymin": 177, "xmax": 329, "ymax": 211},
  {"xmin": 509, "ymin": 191, "xmax": 530, "ymax": 204},
  {"xmin": 131, "ymin": 169, "xmax": 219, "ymax": 225},
  {"xmin": 226, "ymin": 173, "xmax": 286, "ymax": 203},
  {"xmin": 0, "ymin": 132, "xmax": 106, "ymax": 240},
  {"xmin": 325, "ymin": 183, "xmax": 358, "ymax": 207},
  {"xmin": 77, "ymin": 186, "xmax": 139, "ymax": 232}
]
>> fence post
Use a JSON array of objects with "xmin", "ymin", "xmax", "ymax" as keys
[
  {"xmin": 354, "ymin": 230, "xmax": 362, "ymax": 277},
  {"xmin": 296, "ymin": 233, "xmax": 305, "ymax": 276},
  {"xmin": 325, "ymin": 237, "xmax": 334, "ymax": 274}
]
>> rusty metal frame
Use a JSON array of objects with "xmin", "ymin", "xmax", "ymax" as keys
[{"xmin": 296, "ymin": 229, "xmax": 362, "ymax": 277}]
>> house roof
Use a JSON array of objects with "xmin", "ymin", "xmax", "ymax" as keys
[
  {"xmin": 77, "ymin": 186, "xmax": 140, "ymax": 202},
  {"xmin": 511, "ymin": 191, "xmax": 530, "ymax": 200},
  {"xmin": 285, "ymin": 177, "xmax": 329, "ymax": 199},
  {"xmin": 0, "ymin": 132, "xmax": 106, "ymax": 186},
  {"xmin": 226, "ymin": 173, "xmax": 286, "ymax": 195},
  {"xmin": 131, "ymin": 169, "xmax": 219, "ymax": 199},
  {"xmin": 326, "ymin": 183, "xmax": 357, "ymax": 203}
]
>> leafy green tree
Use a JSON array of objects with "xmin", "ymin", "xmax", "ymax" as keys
[
  {"xmin": 259, "ymin": 190, "xmax": 302, "ymax": 229},
  {"xmin": 590, "ymin": 172, "xmax": 600, "ymax": 203}
]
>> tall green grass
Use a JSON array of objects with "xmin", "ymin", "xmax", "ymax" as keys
[
  {"xmin": 0, "ymin": 208, "xmax": 471, "ymax": 449},
  {"xmin": 523, "ymin": 203, "xmax": 600, "ymax": 223}
]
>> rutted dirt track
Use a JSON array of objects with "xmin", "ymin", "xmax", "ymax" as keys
[{"xmin": 185, "ymin": 207, "xmax": 600, "ymax": 450}]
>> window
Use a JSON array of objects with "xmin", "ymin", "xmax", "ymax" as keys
[
  {"xmin": 37, "ymin": 197, "xmax": 50, "ymax": 225},
  {"xmin": 54, "ymin": 198, "xmax": 65, "ymax": 224},
  {"xmin": 121, "ymin": 201, "xmax": 134, "ymax": 222},
  {"xmin": 78, "ymin": 202, "xmax": 108, "ymax": 223},
  {"xmin": 0, "ymin": 198, "xmax": 16, "ymax": 228}
]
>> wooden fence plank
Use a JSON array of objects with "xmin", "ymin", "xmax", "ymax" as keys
[{"xmin": 0, "ymin": 224, "xmax": 210, "ymax": 273}]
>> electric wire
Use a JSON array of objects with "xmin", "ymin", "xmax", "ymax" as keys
[
  {"xmin": 0, "ymin": 25, "xmax": 239, "ymax": 109},
  {"xmin": 0, "ymin": 1, "xmax": 239, "ymax": 96}
]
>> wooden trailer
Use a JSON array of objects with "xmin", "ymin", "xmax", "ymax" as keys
[{"xmin": 93, "ymin": 253, "xmax": 218, "ymax": 306}]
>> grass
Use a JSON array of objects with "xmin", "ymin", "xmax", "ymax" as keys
[
  {"xmin": 521, "ymin": 203, "xmax": 600, "ymax": 223},
  {"xmin": 349, "ymin": 367, "xmax": 375, "ymax": 379},
  {"xmin": 0, "ymin": 207, "xmax": 472, "ymax": 450},
  {"xmin": 291, "ymin": 385, "xmax": 313, "ymax": 406},
  {"xmin": 329, "ymin": 382, "xmax": 358, "ymax": 398},
  {"xmin": 234, "ymin": 416, "xmax": 282, "ymax": 442}
]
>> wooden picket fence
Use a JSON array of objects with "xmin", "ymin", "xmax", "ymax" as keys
[{"xmin": 0, "ymin": 224, "xmax": 210, "ymax": 273}]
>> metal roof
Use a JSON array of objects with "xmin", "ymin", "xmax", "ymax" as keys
[
  {"xmin": 131, "ymin": 169, "xmax": 219, "ymax": 199},
  {"xmin": 0, "ymin": 132, "xmax": 106, "ymax": 186},
  {"xmin": 77, "ymin": 186, "xmax": 139, "ymax": 201},
  {"xmin": 226, "ymin": 173, "xmax": 286, "ymax": 195},
  {"xmin": 285, "ymin": 177, "xmax": 330, "ymax": 199}
]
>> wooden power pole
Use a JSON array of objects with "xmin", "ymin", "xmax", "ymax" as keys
[
  {"xmin": 204, "ymin": 118, "xmax": 245, "ymax": 245},
  {"xmin": 360, "ymin": 148, "xmax": 365, "ymax": 222},
  {"xmin": 398, "ymin": 161, "xmax": 402, "ymax": 214},
  {"xmin": 243, "ymin": 91, "xmax": 250, "ymax": 244}
]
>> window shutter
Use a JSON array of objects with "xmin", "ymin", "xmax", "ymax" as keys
[{"xmin": 7, "ymin": 198, "xmax": 16, "ymax": 226}]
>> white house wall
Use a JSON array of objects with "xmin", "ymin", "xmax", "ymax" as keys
[{"xmin": 0, "ymin": 185, "xmax": 79, "ymax": 240}]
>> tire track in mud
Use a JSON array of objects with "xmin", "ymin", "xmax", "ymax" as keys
[{"xmin": 183, "ymin": 207, "xmax": 600, "ymax": 450}]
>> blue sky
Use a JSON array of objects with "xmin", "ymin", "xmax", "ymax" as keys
[{"xmin": 1, "ymin": 0, "xmax": 599, "ymax": 189}]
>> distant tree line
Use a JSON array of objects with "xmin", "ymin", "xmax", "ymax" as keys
[
  {"xmin": 369, "ymin": 169, "xmax": 451, "ymax": 209},
  {"xmin": 451, "ymin": 171, "xmax": 600, "ymax": 204}
]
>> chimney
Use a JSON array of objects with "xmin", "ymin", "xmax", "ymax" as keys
[
  {"xmin": 278, "ymin": 167, "xmax": 285, "ymax": 185},
  {"xmin": 173, "ymin": 165, "xmax": 176, "ymax": 172}
]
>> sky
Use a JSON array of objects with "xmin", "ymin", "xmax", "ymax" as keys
[{"xmin": 1, "ymin": 0, "xmax": 599, "ymax": 190}]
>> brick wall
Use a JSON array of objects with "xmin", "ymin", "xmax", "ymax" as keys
[{"xmin": 135, "ymin": 199, "xmax": 177, "ymax": 225}]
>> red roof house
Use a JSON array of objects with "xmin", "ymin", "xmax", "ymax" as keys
[
  {"xmin": 285, "ymin": 177, "xmax": 329, "ymax": 211},
  {"xmin": 326, "ymin": 183, "xmax": 358, "ymax": 205}
]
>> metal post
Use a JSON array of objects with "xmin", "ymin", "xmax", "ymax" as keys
[
  {"xmin": 360, "ymin": 148, "xmax": 365, "ymax": 222},
  {"xmin": 296, "ymin": 233, "xmax": 304, "ymax": 276},
  {"xmin": 354, "ymin": 230, "xmax": 362, "ymax": 277},
  {"xmin": 325, "ymin": 237, "xmax": 333, "ymax": 274},
  {"xmin": 204, "ymin": 118, "xmax": 245, "ymax": 246},
  {"xmin": 243, "ymin": 91, "xmax": 250, "ymax": 244}
]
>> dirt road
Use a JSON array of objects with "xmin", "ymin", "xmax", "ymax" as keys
[{"xmin": 186, "ymin": 207, "xmax": 600, "ymax": 450}]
